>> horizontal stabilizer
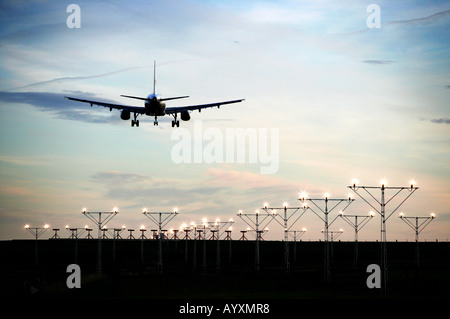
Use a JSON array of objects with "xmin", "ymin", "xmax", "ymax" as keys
[
  {"xmin": 159, "ymin": 95, "xmax": 189, "ymax": 102},
  {"xmin": 120, "ymin": 95, "xmax": 149, "ymax": 101}
]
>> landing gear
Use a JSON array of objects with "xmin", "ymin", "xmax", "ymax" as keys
[
  {"xmin": 131, "ymin": 112, "xmax": 139, "ymax": 127},
  {"xmin": 154, "ymin": 116, "xmax": 158, "ymax": 126},
  {"xmin": 171, "ymin": 113, "xmax": 180, "ymax": 127}
]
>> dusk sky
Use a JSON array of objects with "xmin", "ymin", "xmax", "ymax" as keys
[{"xmin": 0, "ymin": 0, "xmax": 449, "ymax": 241}]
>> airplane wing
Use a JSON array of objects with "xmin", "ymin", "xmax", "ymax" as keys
[
  {"xmin": 165, "ymin": 99, "xmax": 245, "ymax": 114},
  {"xmin": 65, "ymin": 96, "xmax": 146, "ymax": 114}
]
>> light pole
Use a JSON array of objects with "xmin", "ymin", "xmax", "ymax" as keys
[
  {"xmin": 82, "ymin": 207, "xmax": 118, "ymax": 273},
  {"xmin": 399, "ymin": 212, "xmax": 435, "ymax": 268},
  {"xmin": 24, "ymin": 224, "xmax": 49, "ymax": 267},
  {"xmin": 299, "ymin": 192, "xmax": 354, "ymax": 283},
  {"xmin": 206, "ymin": 218, "xmax": 234, "ymax": 272},
  {"xmin": 262, "ymin": 201, "xmax": 309, "ymax": 272},
  {"xmin": 65, "ymin": 225, "xmax": 88, "ymax": 263},
  {"xmin": 238, "ymin": 209, "xmax": 273, "ymax": 271},
  {"xmin": 338, "ymin": 211, "xmax": 374, "ymax": 269},
  {"xmin": 286, "ymin": 228, "xmax": 307, "ymax": 266},
  {"xmin": 143, "ymin": 207, "xmax": 179, "ymax": 274},
  {"xmin": 349, "ymin": 180, "xmax": 418, "ymax": 295}
]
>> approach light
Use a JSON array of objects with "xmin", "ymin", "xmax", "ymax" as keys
[
  {"xmin": 339, "ymin": 211, "xmax": 344, "ymax": 216},
  {"xmin": 140, "ymin": 225, "xmax": 146, "ymax": 230},
  {"xmin": 65, "ymin": 225, "xmax": 70, "ymax": 229},
  {"xmin": 143, "ymin": 208, "xmax": 148, "ymax": 213},
  {"xmin": 381, "ymin": 179, "xmax": 387, "ymax": 187},
  {"xmin": 44, "ymin": 224, "xmax": 49, "ymax": 229},
  {"xmin": 283, "ymin": 202, "xmax": 288, "ymax": 208},
  {"xmin": 229, "ymin": 218, "xmax": 233, "ymax": 222},
  {"xmin": 431, "ymin": 212, "xmax": 436, "ymax": 218},
  {"xmin": 369, "ymin": 211, "xmax": 375, "ymax": 217},
  {"xmin": 352, "ymin": 178, "xmax": 358, "ymax": 188},
  {"xmin": 173, "ymin": 207, "xmax": 178, "ymax": 214},
  {"xmin": 238, "ymin": 210, "xmax": 243, "ymax": 216},
  {"xmin": 302, "ymin": 227, "xmax": 307, "ymax": 232},
  {"xmin": 82, "ymin": 208, "xmax": 87, "ymax": 213},
  {"xmin": 255, "ymin": 210, "xmax": 259, "ymax": 215},
  {"xmin": 299, "ymin": 192, "xmax": 307, "ymax": 201},
  {"xmin": 113, "ymin": 207, "xmax": 118, "ymax": 213},
  {"xmin": 263, "ymin": 202, "xmax": 268, "ymax": 209},
  {"xmin": 399, "ymin": 212, "xmax": 404, "ymax": 218},
  {"xmin": 25, "ymin": 224, "xmax": 30, "ymax": 229},
  {"xmin": 324, "ymin": 192, "xmax": 329, "ymax": 199},
  {"xmin": 410, "ymin": 180, "xmax": 416, "ymax": 189},
  {"xmin": 272, "ymin": 209, "xmax": 277, "ymax": 215}
]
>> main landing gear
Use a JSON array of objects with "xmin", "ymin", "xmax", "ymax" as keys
[
  {"xmin": 154, "ymin": 115, "xmax": 158, "ymax": 126},
  {"xmin": 171, "ymin": 113, "xmax": 180, "ymax": 127},
  {"xmin": 131, "ymin": 113, "xmax": 139, "ymax": 127}
]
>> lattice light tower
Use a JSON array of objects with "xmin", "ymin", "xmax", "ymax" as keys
[
  {"xmin": 339, "ymin": 211, "xmax": 375, "ymax": 268},
  {"xmin": 286, "ymin": 228, "xmax": 307, "ymax": 265},
  {"xmin": 82, "ymin": 207, "xmax": 119, "ymax": 273},
  {"xmin": 348, "ymin": 179, "xmax": 419, "ymax": 295},
  {"xmin": 399, "ymin": 212, "xmax": 436, "ymax": 268},
  {"xmin": 299, "ymin": 192, "xmax": 354, "ymax": 283},
  {"xmin": 262, "ymin": 201, "xmax": 309, "ymax": 271},
  {"xmin": 237, "ymin": 209, "xmax": 274, "ymax": 271},
  {"xmin": 143, "ymin": 207, "xmax": 179, "ymax": 274}
]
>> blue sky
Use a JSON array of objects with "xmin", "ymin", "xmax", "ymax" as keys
[{"xmin": 0, "ymin": 0, "xmax": 449, "ymax": 241}]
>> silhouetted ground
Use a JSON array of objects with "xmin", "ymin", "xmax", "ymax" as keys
[{"xmin": 0, "ymin": 239, "xmax": 449, "ymax": 302}]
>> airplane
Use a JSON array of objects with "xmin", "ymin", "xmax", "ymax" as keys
[{"xmin": 65, "ymin": 61, "xmax": 245, "ymax": 127}]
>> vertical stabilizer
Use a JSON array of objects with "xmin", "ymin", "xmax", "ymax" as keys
[{"xmin": 153, "ymin": 60, "xmax": 157, "ymax": 95}]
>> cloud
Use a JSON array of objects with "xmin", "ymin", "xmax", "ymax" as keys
[
  {"xmin": 361, "ymin": 60, "xmax": 394, "ymax": 65},
  {"xmin": 387, "ymin": 9, "xmax": 450, "ymax": 27},
  {"xmin": 430, "ymin": 118, "xmax": 450, "ymax": 124},
  {"xmin": 0, "ymin": 91, "xmax": 121, "ymax": 123}
]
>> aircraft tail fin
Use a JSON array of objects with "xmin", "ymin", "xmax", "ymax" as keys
[{"xmin": 153, "ymin": 60, "xmax": 157, "ymax": 95}]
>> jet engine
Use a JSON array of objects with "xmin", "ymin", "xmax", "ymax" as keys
[
  {"xmin": 120, "ymin": 109, "xmax": 130, "ymax": 120},
  {"xmin": 181, "ymin": 110, "xmax": 190, "ymax": 121}
]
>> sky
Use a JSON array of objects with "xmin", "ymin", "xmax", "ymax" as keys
[{"xmin": 0, "ymin": 0, "xmax": 449, "ymax": 241}]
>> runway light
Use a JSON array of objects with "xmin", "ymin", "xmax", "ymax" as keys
[
  {"xmin": 173, "ymin": 207, "xmax": 178, "ymax": 213},
  {"xmin": 238, "ymin": 210, "xmax": 243, "ymax": 216},
  {"xmin": 113, "ymin": 207, "xmax": 118, "ymax": 213},
  {"xmin": 302, "ymin": 201, "xmax": 308, "ymax": 208},
  {"xmin": 255, "ymin": 210, "xmax": 259, "ymax": 215},
  {"xmin": 348, "ymin": 193, "xmax": 353, "ymax": 201},
  {"xmin": 85, "ymin": 225, "xmax": 89, "ymax": 229},
  {"xmin": 299, "ymin": 192, "xmax": 307, "ymax": 201},
  {"xmin": 263, "ymin": 202, "xmax": 268, "ymax": 209},
  {"xmin": 410, "ymin": 180, "xmax": 416, "ymax": 189},
  {"xmin": 140, "ymin": 225, "xmax": 145, "ymax": 230},
  {"xmin": 272, "ymin": 209, "xmax": 277, "ymax": 215},
  {"xmin": 143, "ymin": 208, "xmax": 148, "ymax": 213},
  {"xmin": 324, "ymin": 192, "xmax": 329, "ymax": 199},
  {"xmin": 302, "ymin": 227, "xmax": 307, "ymax": 232},
  {"xmin": 339, "ymin": 211, "xmax": 344, "ymax": 216},
  {"xmin": 352, "ymin": 178, "xmax": 358, "ymax": 188},
  {"xmin": 229, "ymin": 218, "xmax": 233, "ymax": 222},
  {"xmin": 122, "ymin": 225, "xmax": 126, "ymax": 229},
  {"xmin": 44, "ymin": 224, "xmax": 49, "ymax": 229},
  {"xmin": 283, "ymin": 202, "xmax": 288, "ymax": 208},
  {"xmin": 369, "ymin": 211, "xmax": 375, "ymax": 217},
  {"xmin": 381, "ymin": 179, "xmax": 387, "ymax": 187},
  {"xmin": 339, "ymin": 229, "xmax": 343, "ymax": 232},
  {"xmin": 25, "ymin": 224, "xmax": 30, "ymax": 229},
  {"xmin": 431, "ymin": 212, "xmax": 436, "ymax": 218},
  {"xmin": 82, "ymin": 208, "xmax": 87, "ymax": 213},
  {"xmin": 399, "ymin": 212, "xmax": 404, "ymax": 218},
  {"xmin": 65, "ymin": 225, "xmax": 70, "ymax": 229}
]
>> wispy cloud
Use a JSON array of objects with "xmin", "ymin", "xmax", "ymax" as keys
[
  {"xmin": 0, "ymin": 91, "xmax": 122, "ymax": 123},
  {"xmin": 361, "ymin": 60, "xmax": 395, "ymax": 65},
  {"xmin": 387, "ymin": 9, "xmax": 450, "ymax": 27},
  {"xmin": 430, "ymin": 118, "xmax": 450, "ymax": 124}
]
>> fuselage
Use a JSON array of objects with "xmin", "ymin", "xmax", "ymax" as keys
[{"xmin": 144, "ymin": 93, "xmax": 166, "ymax": 116}]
